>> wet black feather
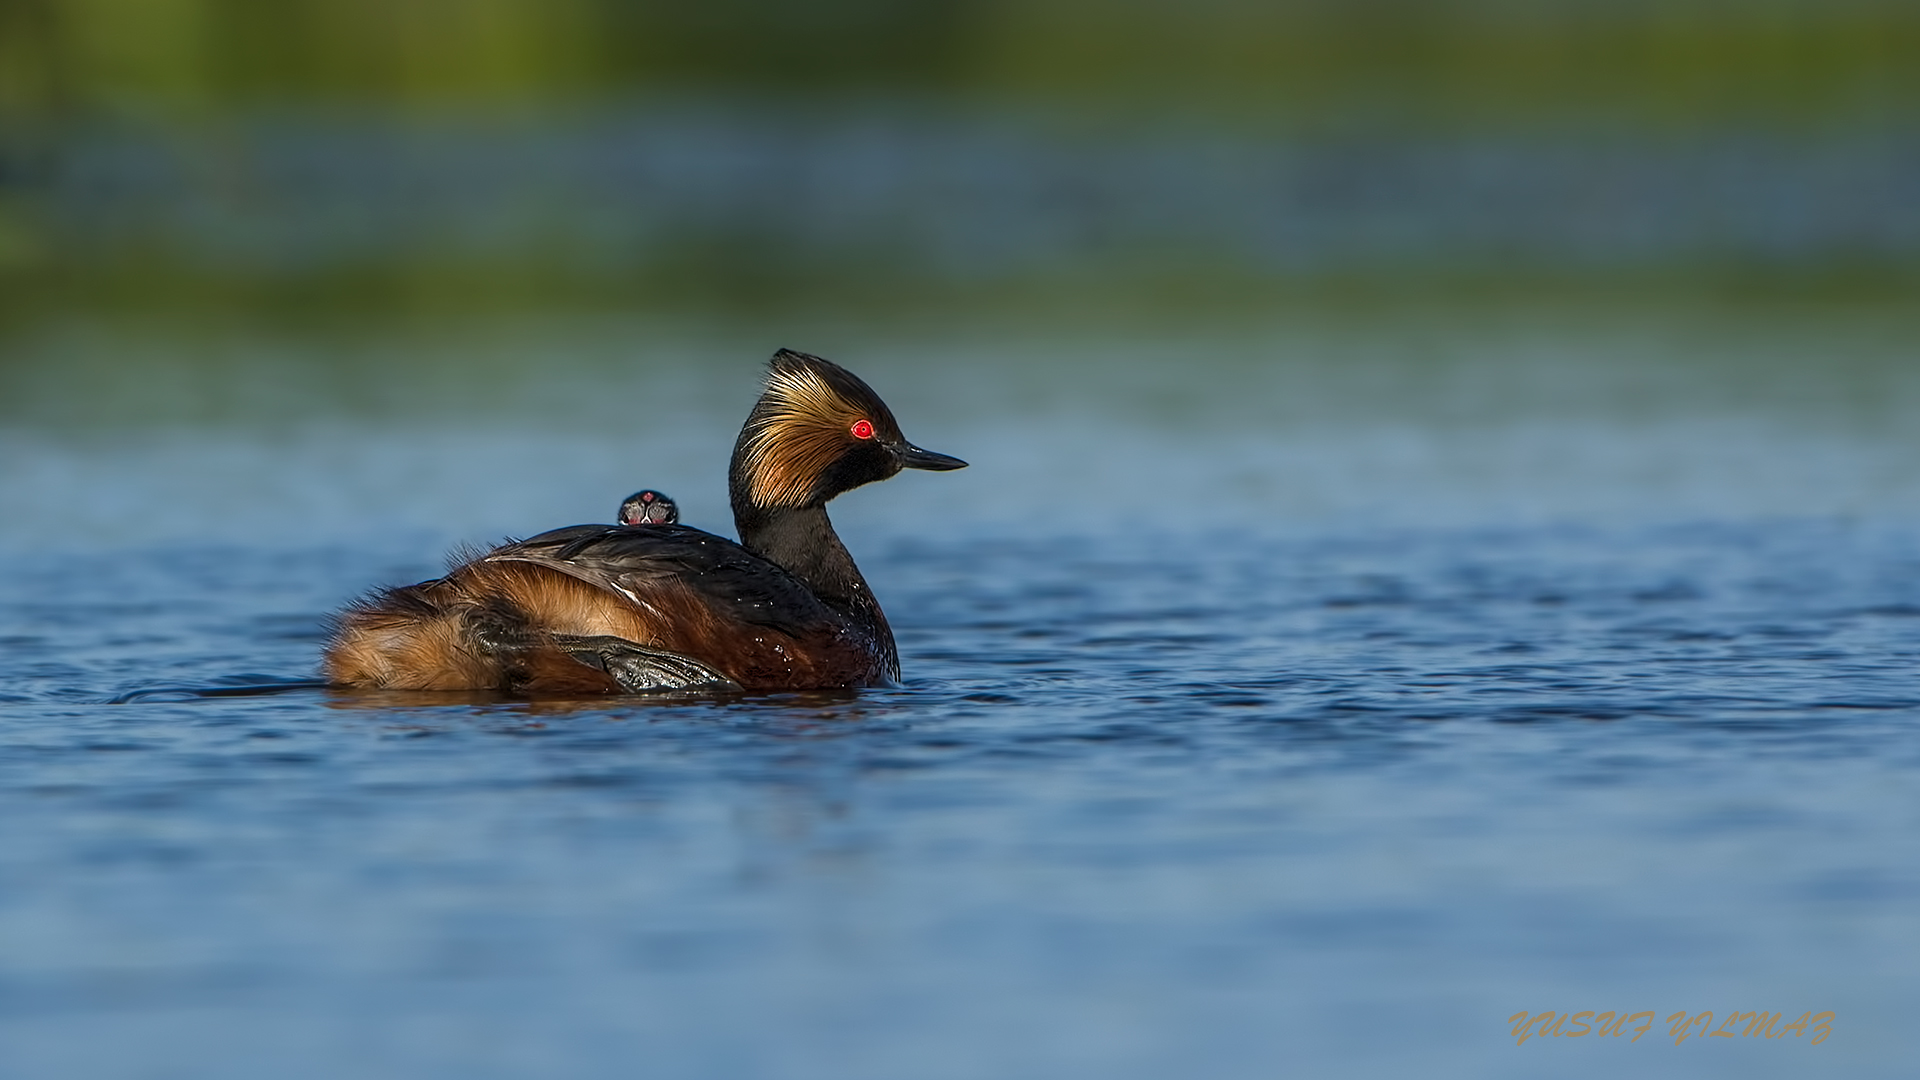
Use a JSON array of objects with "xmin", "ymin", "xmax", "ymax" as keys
[{"xmin": 486, "ymin": 523, "xmax": 838, "ymax": 638}]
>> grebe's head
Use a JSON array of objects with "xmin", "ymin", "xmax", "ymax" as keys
[
  {"xmin": 618, "ymin": 489, "xmax": 680, "ymax": 525},
  {"xmin": 732, "ymin": 349, "xmax": 966, "ymax": 510}
]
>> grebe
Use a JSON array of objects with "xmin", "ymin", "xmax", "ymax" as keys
[
  {"xmin": 324, "ymin": 350, "xmax": 965, "ymax": 694},
  {"xmin": 618, "ymin": 489, "xmax": 679, "ymax": 525}
]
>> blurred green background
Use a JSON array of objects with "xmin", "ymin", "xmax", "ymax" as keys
[{"xmin": 0, "ymin": 0, "xmax": 1916, "ymax": 437}]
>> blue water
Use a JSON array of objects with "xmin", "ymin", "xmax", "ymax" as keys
[
  {"xmin": 5, "ymin": 319, "xmax": 1920, "ymax": 1077},
  {"xmin": 3, "ymin": 513, "xmax": 1918, "ymax": 1078}
]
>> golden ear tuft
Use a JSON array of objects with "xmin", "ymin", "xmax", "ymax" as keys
[{"xmin": 739, "ymin": 363, "xmax": 868, "ymax": 507}]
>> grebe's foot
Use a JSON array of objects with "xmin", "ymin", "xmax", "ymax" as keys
[{"xmin": 554, "ymin": 635, "xmax": 741, "ymax": 693}]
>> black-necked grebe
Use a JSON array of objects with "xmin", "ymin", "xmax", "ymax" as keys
[
  {"xmin": 323, "ymin": 349, "xmax": 966, "ymax": 693},
  {"xmin": 618, "ymin": 489, "xmax": 679, "ymax": 525}
]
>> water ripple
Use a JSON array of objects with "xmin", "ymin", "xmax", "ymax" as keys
[{"xmin": 2, "ymin": 520, "xmax": 1918, "ymax": 1078}]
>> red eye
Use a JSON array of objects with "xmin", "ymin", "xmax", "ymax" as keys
[{"xmin": 851, "ymin": 419, "xmax": 875, "ymax": 440}]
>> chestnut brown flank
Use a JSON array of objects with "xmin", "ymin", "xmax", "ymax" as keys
[{"xmin": 326, "ymin": 560, "xmax": 868, "ymax": 692}]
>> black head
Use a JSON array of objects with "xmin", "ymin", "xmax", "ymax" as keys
[
  {"xmin": 730, "ymin": 349, "xmax": 966, "ymax": 511},
  {"xmin": 618, "ymin": 489, "xmax": 680, "ymax": 526}
]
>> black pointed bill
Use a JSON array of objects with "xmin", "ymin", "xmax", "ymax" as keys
[{"xmin": 897, "ymin": 443, "xmax": 968, "ymax": 471}]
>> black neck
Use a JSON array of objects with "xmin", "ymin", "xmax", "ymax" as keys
[
  {"xmin": 731, "ymin": 501, "xmax": 865, "ymax": 606},
  {"xmin": 732, "ymin": 499, "xmax": 898, "ymax": 678}
]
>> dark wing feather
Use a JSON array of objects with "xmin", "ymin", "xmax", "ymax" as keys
[{"xmin": 485, "ymin": 524, "xmax": 837, "ymax": 638}]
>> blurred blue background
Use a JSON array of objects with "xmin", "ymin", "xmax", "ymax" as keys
[
  {"xmin": 3, "ymin": 0, "xmax": 1918, "ymax": 540},
  {"xmin": 3, "ymin": 4, "xmax": 1919, "ymax": 1079}
]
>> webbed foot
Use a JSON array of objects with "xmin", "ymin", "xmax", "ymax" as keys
[{"xmin": 553, "ymin": 635, "xmax": 741, "ymax": 693}]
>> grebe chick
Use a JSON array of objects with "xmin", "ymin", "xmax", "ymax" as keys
[
  {"xmin": 618, "ymin": 489, "xmax": 679, "ymax": 526},
  {"xmin": 324, "ymin": 349, "xmax": 966, "ymax": 695}
]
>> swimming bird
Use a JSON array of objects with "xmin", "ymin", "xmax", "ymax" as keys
[
  {"xmin": 618, "ymin": 489, "xmax": 679, "ymax": 526},
  {"xmin": 323, "ymin": 349, "xmax": 966, "ymax": 694}
]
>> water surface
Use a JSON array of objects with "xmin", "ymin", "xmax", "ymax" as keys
[{"xmin": 3, "ymin": 316, "xmax": 1918, "ymax": 1078}]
